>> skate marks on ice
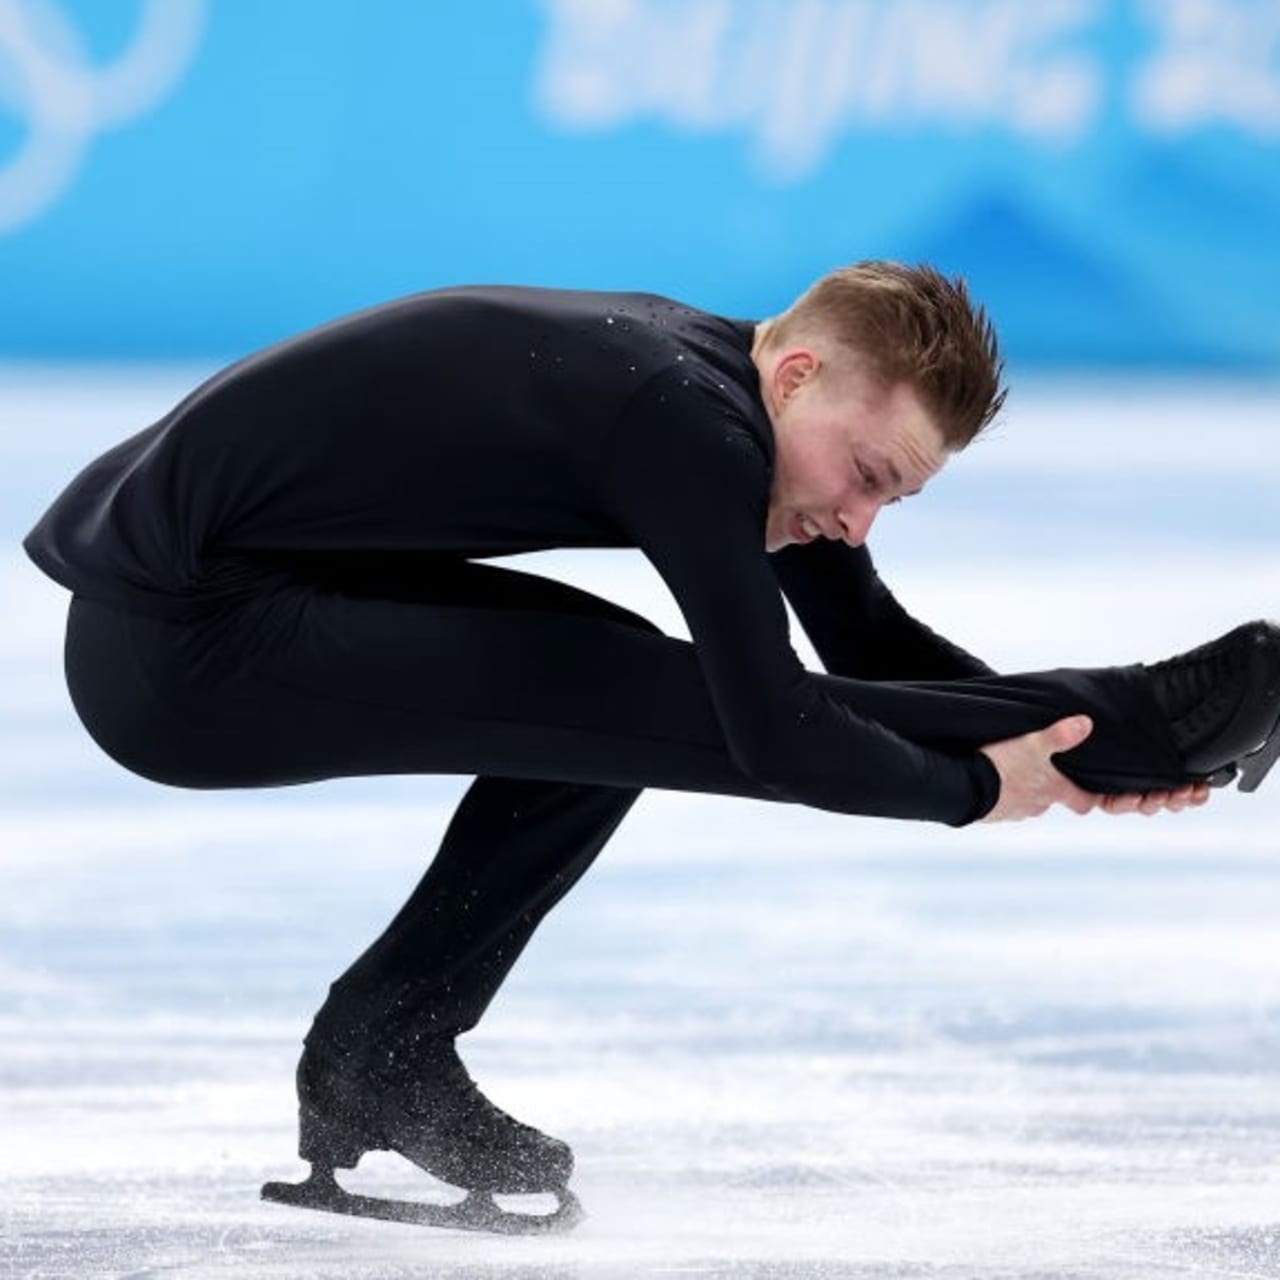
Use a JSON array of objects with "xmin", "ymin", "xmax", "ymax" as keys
[
  {"xmin": 6, "ymin": 832, "xmax": 1280, "ymax": 1277},
  {"xmin": 7, "ymin": 1166, "xmax": 1280, "ymax": 1280}
]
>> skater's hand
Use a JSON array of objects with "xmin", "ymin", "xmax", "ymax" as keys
[
  {"xmin": 978, "ymin": 716, "xmax": 1213, "ymax": 822},
  {"xmin": 1097, "ymin": 782, "xmax": 1211, "ymax": 816},
  {"xmin": 978, "ymin": 715, "xmax": 1100, "ymax": 822}
]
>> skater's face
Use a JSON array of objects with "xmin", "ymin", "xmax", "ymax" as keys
[{"xmin": 756, "ymin": 339, "xmax": 949, "ymax": 554}]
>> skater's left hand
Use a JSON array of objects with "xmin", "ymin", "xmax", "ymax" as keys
[{"xmin": 1097, "ymin": 782, "xmax": 1211, "ymax": 816}]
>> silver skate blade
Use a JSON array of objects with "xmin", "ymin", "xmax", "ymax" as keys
[
  {"xmin": 1238, "ymin": 725, "xmax": 1280, "ymax": 794},
  {"xmin": 262, "ymin": 1168, "xmax": 584, "ymax": 1235}
]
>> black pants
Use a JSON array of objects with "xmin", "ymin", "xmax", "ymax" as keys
[{"xmin": 62, "ymin": 559, "xmax": 1184, "ymax": 1051}]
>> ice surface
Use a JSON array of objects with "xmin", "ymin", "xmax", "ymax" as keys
[{"xmin": 1, "ymin": 369, "xmax": 1279, "ymax": 1279}]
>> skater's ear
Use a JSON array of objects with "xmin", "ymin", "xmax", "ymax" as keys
[{"xmin": 773, "ymin": 349, "xmax": 820, "ymax": 405}]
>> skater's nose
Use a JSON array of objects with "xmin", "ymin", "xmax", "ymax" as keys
[{"xmin": 834, "ymin": 499, "xmax": 878, "ymax": 548}]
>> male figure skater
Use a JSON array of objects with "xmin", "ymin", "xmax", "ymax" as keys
[{"xmin": 24, "ymin": 262, "xmax": 1280, "ymax": 1231}]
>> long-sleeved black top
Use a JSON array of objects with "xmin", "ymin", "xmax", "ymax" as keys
[{"xmin": 24, "ymin": 285, "xmax": 1000, "ymax": 825}]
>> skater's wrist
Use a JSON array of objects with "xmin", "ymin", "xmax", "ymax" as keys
[{"xmin": 957, "ymin": 751, "xmax": 1002, "ymax": 825}]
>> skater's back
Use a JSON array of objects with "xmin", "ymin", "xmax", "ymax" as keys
[{"xmin": 23, "ymin": 286, "xmax": 765, "ymax": 619}]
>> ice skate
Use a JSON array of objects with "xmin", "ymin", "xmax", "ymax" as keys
[
  {"xmin": 261, "ymin": 1035, "xmax": 582, "ymax": 1234},
  {"xmin": 1140, "ymin": 619, "xmax": 1280, "ymax": 793}
]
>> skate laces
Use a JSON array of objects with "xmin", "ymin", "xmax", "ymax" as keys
[
  {"xmin": 1148, "ymin": 631, "xmax": 1247, "ymax": 741},
  {"xmin": 402, "ymin": 1040, "xmax": 539, "ymax": 1144}
]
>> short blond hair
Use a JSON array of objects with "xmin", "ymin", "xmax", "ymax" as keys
[{"xmin": 761, "ymin": 261, "xmax": 1006, "ymax": 448}]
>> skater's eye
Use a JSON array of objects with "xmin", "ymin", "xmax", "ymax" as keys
[{"xmin": 857, "ymin": 462, "xmax": 879, "ymax": 493}]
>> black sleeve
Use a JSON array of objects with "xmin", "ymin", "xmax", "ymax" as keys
[
  {"xmin": 770, "ymin": 539, "xmax": 998, "ymax": 681},
  {"xmin": 595, "ymin": 372, "xmax": 999, "ymax": 827}
]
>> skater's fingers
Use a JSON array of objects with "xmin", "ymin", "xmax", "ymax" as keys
[
  {"xmin": 1101, "ymin": 792, "xmax": 1142, "ymax": 815},
  {"xmin": 1102, "ymin": 786, "xmax": 1208, "ymax": 816},
  {"xmin": 1161, "ymin": 782, "xmax": 1213, "ymax": 814},
  {"xmin": 1056, "ymin": 777, "xmax": 1099, "ymax": 816},
  {"xmin": 1102, "ymin": 785, "xmax": 1208, "ymax": 815}
]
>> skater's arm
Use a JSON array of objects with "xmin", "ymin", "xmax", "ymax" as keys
[
  {"xmin": 597, "ymin": 370, "xmax": 1000, "ymax": 827},
  {"xmin": 770, "ymin": 539, "xmax": 996, "ymax": 680}
]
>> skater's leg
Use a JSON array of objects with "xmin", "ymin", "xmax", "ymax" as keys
[
  {"xmin": 62, "ymin": 570, "xmax": 1186, "ymax": 802},
  {"xmin": 65, "ymin": 560, "xmax": 1205, "ymax": 819},
  {"xmin": 310, "ymin": 775, "xmax": 641, "ymax": 1048},
  {"xmin": 280, "ymin": 564, "xmax": 659, "ymax": 1053},
  {"xmin": 62, "ymin": 570, "xmax": 773, "ymax": 798}
]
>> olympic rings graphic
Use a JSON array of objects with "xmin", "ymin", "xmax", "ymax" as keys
[{"xmin": 0, "ymin": 0, "xmax": 205, "ymax": 233}]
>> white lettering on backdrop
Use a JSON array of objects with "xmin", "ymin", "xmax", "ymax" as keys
[
  {"xmin": 532, "ymin": 0, "xmax": 1280, "ymax": 180},
  {"xmin": 1132, "ymin": 0, "xmax": 1280, "ymax": 136},
  {"xmin": 533, "ymin": 0, "xmax": 1101, "ymax": 179}
]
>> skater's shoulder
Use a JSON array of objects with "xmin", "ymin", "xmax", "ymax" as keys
[{"xmin": 597, "ymin": 360, "xmax": 774, "ymax": 510}]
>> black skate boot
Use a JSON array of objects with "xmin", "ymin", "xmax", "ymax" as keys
[
  {"xmin": 1139, "ymin": 619, "xmax": 1280, "ymax": 792},
  {"xmin": 261, "ymin": 1033, "xmax": 581, "ymax": 1234}
]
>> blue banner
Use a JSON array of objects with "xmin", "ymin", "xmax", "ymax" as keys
[{"xmin": 1, "ymin": 0, "xmax": 1278, "ymax": 367}]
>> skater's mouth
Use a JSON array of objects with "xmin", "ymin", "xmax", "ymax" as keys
[{"xmin": 792, "ymin": 512, "xmax": 822, "ymax": 543}]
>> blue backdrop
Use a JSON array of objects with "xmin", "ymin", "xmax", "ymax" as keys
[{"xmin": 2, "ymin": 0, "xmax": 1278, "ymax": 367}]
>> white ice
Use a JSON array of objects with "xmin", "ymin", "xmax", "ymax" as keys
[{"xmin": 1, "ymin": 367, "xmax": 1279, "ymax": 1279}]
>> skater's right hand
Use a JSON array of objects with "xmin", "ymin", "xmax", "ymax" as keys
[{"xmin": 977, "ymin": 715, "xmax": 1100, "ymax": 823}]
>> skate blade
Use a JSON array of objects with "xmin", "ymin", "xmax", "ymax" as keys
[
  {"xmin": 261, "ymin": 1168, "xmax": 584, "ymax": 1235},
  {"xmin": 1238, "ymin": 721, "xmax": 1280, "ymax": 794}
]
